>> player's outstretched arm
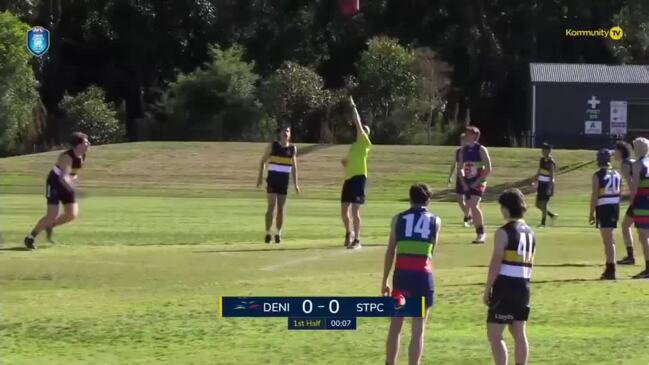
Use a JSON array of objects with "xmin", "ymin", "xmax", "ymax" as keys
[
  {"xmin": 483, "ymin": 228, "xmax": 506, "ymax": 305},
  {"xmin": 381, "ymin": 216, "xmax": 398, "ymax": 296},
  {"xmin": 292, "ymin": 146, "xmax": 300, "ymax": 193},
  {"xmin": 257, "ymin": 143, "xmax": 272, "ymax": 188},
  {"xmin": 348, "ymin": 96, "xmax": 367, "ymax": 140}
]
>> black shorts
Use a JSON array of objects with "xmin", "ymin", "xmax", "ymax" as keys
[
  {"xmin": 392, "ymin": 270, "xmax": 434, "ymax": 309},
  {"xmin": 341, "ymin": 175, "xmax": 367, "ymax": 204},
  {"xmin": 267, "ymin": 174, "xmax": 289, "ymax": 195},
  {"xmin": 487, "ymin": 276, "xmax": 530, "ymax": 324},
  {"xmin": 536, "ymin": 181, "xmax": 554, "ymax": 202},
  {"xmin": 596, "ymin": 204, "xmax": 619, "ymax": 229},
  {"xmin": 46, "ymin": 171, "xmax": 75, "ymax": 205}
]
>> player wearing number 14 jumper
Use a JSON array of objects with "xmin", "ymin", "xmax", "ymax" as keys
[{"xmin": 381, "ymin": 184, "xmax": 441, "ymax": 365}]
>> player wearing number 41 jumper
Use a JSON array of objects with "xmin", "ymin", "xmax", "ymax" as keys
[
  {"xmin": 484, "ymin": 188, "xmax": 536, "ymax": 365},
  {"xmin": 381, "ymin": 184, "xmax": 441, "ymax": 365}
]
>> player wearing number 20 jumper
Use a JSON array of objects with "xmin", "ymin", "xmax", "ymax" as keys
[
  {"xmin": 381, "ymin": 184, "xmax": 441, "ymax": 365},
  {"xmin": 630, "ymin": 137, "xmax": 649, "ymax": 279},
  {"xmin": 589, "ymin": 149, "xmax": 621, "ymax": 280},
  {"xmin": 484, "ymin": 189, "xmax": 535, "ymax": 365}
]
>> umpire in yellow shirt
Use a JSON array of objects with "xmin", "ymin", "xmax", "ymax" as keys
[{"xmin": 341, "ymin": 96, "xmax": 372, "ymax": 250}]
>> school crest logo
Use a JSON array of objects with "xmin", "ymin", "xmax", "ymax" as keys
[{"xmin": 27, "ymin": 26, "xmax": 50, "ymax": 57}]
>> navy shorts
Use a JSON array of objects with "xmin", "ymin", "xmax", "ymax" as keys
[
  {"xmin": 487, "ymin": 276, "xmax": 530, "ymax": 324},
  {"xmin": 536, "ymin": 181, "xmax": 554, "ymax": 202},
  {"xmin": 596, "ymin": 204, "xmax": 619, "ymax": 229},
  {"xmin": 341, "ymin": 175, "xmax": 367, "ymax": 204},
  {"xmin": 267, "ymin": 174, "xmax": 289, "ymax": 195},
  {"xmin": 392, "ymin": 270, "xmax": 434, "ymax": 309},
  {"xmin": 46, "ymin": 171, "xmax": 75, "ymax": 205}
]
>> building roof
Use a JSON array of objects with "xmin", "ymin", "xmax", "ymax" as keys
[{"xmin": 530, "ymin": 63, "xmax": 649, "ymax": 84}]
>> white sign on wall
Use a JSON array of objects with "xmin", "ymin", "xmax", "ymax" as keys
[
  {"xmin": 586, "ymin": 95, "xmax": 601, "ymax": 120},
  {"xmin": 610, "ymin": 101, "xmax": 628, "ymax": 136},
  {"xmin": 585, "ymin": 121, "xmax": 602, "ymax": 135}
]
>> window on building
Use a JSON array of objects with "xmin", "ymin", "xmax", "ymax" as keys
[{"xmin": 628, "ymin": 100, "xmax": 649, "ymax": 132}]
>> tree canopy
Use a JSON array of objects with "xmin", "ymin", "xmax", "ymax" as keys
[{"xmin": 0, "ymin": 1, "xmax": 641, "ymax": 153}]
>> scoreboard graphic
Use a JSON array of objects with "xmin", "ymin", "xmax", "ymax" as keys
[{"xmin": 218, "ymin": 296, "xmax": 426, "ymax": 331}]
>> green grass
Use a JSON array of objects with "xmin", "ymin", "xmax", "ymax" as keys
[{"xmin": 1, "ymin": 142, "xmax": 648, "ymax": 364}]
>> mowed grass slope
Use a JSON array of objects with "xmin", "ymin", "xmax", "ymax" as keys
[{"xmin": 1, "ymin": 142, "xmax": 648, "ymax": 365}]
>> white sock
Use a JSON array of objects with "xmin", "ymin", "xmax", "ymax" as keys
[
  {"xmin": 276, "ymin": 230, "xmax": 282, "ymax": 237},
  {"xmin": 266, "ymin": 230, "xmax": 271, "ymax": 235}
]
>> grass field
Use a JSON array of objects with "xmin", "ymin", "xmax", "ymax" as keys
[{"xmin": 1, "ymin": 142, "xmax": 649, "ymax": 365}]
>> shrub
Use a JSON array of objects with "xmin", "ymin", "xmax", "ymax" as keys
[{"xmin": 60, "ymin": 85, "xmax": 124, "ymax": 144}]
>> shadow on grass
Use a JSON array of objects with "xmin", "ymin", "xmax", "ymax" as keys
[
  {"xmin": 444, "ymin": 277, "xmax": 603, "ymax": 287},
  {"xmin": 414, "ymin": 160, "xmax": 595, "ymax": 203},
  {"xmin": 0, "ymin": 246, "xmax": 32, "ymax": 252},
  {"xmin": 467, "ymin": 263, "xmax": 599, "ymax": 268},
  {"xmin": 193, "ymin": 243, "xmax": 385, "ymax": 254}
]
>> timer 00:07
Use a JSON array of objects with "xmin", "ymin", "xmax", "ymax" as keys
[{"xmin": 328, "ymin": 319, "xmax": 352, "ymax": 327}]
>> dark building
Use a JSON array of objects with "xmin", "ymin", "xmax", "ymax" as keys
[{"xmin": 529, "ymin": 63, "xmax": 649, "ymax": 149}]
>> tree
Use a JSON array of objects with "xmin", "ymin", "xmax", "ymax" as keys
[
  {"xmin": 60, "ymin": 85, "xmax": 123, "ymax": 145},
  {"xmin": 259, "ymin": 61, "xmax": 332, "ymax": 142},
  {"xmin": 611, "ymin": 0, "xmax": 649, "ymax": 63},
  {"xmin": 356, "ymin": 36, "xmax": 417, "ymax": 119},
  {"xmin": 162, "ymin": 44, "xmax": 262, "ymax": 141},
  {"xmin": 412, "ymin": 47, "xmax": 453, "ymax": 144},
  {"xmin": 0, "ymin": 11, "xmax": 41, "ymax": 154},
  {"xmin": 354, "ymin": 37, "xmax": 453, "ymax": 144}
]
